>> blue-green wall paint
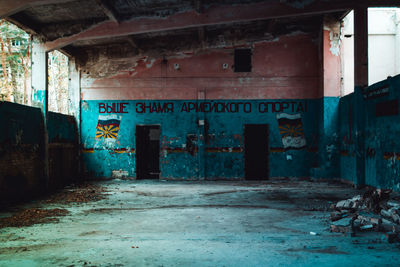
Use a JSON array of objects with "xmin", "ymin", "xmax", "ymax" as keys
[
  {"xmin": 48, "ymin": 112, "xmax": 78, "ymax": 143},
  {"xmin": 312, "ymin": 97, "xmax": 340, "ymax": 178},
  {"xmin": 82, "ymin": 76, "xmax": 400, "ymax": 190},
  {"xmin": 81, "ymin": 99, "xmax": 321, "ymax": 179},
  {"xmin": 0, "ymin": 101, "xmax": 43, "ymax": 145},
  {"xmin": 339, "ymin": 74, "xmax": 400, "ymax": 191},
  {"xmin": 0, "ymin": 101, "xmax": 80, "ymax": 200}
]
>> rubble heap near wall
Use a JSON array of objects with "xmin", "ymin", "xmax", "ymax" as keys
[{"xmin": 330, "ymin": 188, "xmax": 400, "ymax": 243}]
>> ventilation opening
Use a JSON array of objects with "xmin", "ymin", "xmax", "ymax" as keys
[{"xmin": 234, "ymin": 49, "xmax": 252, "ymax": 72}]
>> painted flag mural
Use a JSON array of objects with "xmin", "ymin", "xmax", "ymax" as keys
[
  {"xmin": 276, "ymin": 113, "xmax": 306, "ymax": 150},
  {"xmin": 96, "ymin": 115, "xmax": 121, "ymax": 139}
]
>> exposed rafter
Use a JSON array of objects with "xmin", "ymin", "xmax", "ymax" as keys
[
  {"xmin": 125, "ymin": 36, "xmax": 138, "ymax": 49},
  {"xmin": 198, "ymin": 27, "xmax": 205, "ymax": 42},
  {"xmin": 192, "ymin": 0, "xmax": 203, "ymax": 14},
  {"xmin": 95, "ymin": 0, "xmax": 119, "ymax": 23},
  {"xmin": 26, "ymin": 0, "xmax": 399, "ymax": 52},
  {"xmin": 0, "ymin": 0, "xmax": 75, "ymax": 18}
]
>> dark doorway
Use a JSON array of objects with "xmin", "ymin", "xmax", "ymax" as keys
[
  {"xmin": 244, "ymin": 124, "xmax": 269, "ymax": 180},
  {"xmin": 136, "ymin": 125, "xmax": 160, "ymax": 179}
]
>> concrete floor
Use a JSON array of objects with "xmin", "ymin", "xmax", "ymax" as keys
[{"xmin": 0, "ymin": 179, "xmax": 399, "ymax": 267}]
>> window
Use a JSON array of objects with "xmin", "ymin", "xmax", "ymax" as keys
[
  {"xmin": 48, "ymin": 50, "xmax": 70, "ymax": 115},
  {"xmin": 234, "ymin": 49, "xmax": 252, "ymax": 72},
  {"xmin": 341, "ymin": 8, "xmax": 400, "ymax": 96},
  {"xmin": 368, "ymin": 8, "xmax": 400, "ymax": 85},
  {"xmin": 0, "ymin": 20, "xmax": 31, "ymax": 105}
]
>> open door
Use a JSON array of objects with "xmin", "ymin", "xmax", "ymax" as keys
[
  {"xmin": 244, "ymin": 124, "xmax": 269, "ymax": 180},
  {"xmin": 136, "ymin": 125, "xmax": 160, "ymax": 179}
]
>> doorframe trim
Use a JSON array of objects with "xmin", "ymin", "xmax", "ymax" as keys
[
  {"xmin": 135, "ymin": 124, "xmax": 161, "ymax": 179},
  {"xmin": 243, "ymin": 123, "xmax": 270, "ymax": 180}
]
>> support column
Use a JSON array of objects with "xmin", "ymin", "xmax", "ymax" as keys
[
  {"xmin": 68, "ymin": 58, "xmax": 81, "ymax": 177},
  {"xmin": 31, "ymin": 36, "xmax": 49, "ymax": 188},
  {"xmin": 354, "ymin": 6, "xmax": 368, "ymax": 187},
  {"xmin": 354, "ymin": 6, "xmax": 369, "ymax": 87},
  {"xmin": 312, "ymin": 17, "xmax": 341, "ymax": 179},
  {"xmin": 68, "ymin": 58, "xmax": 81, "ymax": 133}
]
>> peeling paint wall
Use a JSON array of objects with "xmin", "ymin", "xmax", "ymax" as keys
[
  {"xmin": 309, "ymin": 18, "xmax": 341, "ymax": 179},
  {"xmin": 81, "ymin": 99, "xmax": 320, "ymax": 178},
  {"xmin": 0, "ymin": 102, "xmax": 45, "ymax": 200},
  {"xmin": 80, "ymin": 33, "xmax": 327, "ymax": 179},
  {"xmin": 323, "ymin": 18, "xmax": 341, "ymax": 97},
  {"xmin": 48, "ymin": 112, "xmax": 79, "ymax": 189},
  {"xmin": 0, "ymin": 101, "xmax": 80, "ymax": 201},
  {"xmin": 339, "ymin": 74, "xmax": 400, "ymax": 191}
]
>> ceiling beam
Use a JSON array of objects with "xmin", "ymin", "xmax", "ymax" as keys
[
  {"xmin": 0, "ymin": 0, "xmax": 75, "ymax": 18},
  {"xmin": 6, "ymin": 14, "xmax": 41, "ymax": 35},
  {"xmin": 197, "ymin": 26, "xmax": 206, "ymax": 48},
  {"xmin": 125, "ymin": 36, "xmax": 138, "ymax": 49},
  {"xmin": 192, "ymin": 0, "xmax": 203, "ymax": 13},
  {"xmin": 95, "ymin": 0, "xmax": 119, "ymax": 23},
  {"xmin": 44, "ymin": 0, "xmax": 400, "ymax": 51}
]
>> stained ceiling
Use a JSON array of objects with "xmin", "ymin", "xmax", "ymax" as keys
[{"xmin": 0, "ymin": 0, "xmax": 398, "ymax": 59}]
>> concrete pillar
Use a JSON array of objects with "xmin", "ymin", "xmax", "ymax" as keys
[
  {"xmin": 353, "ymin": 6, "xmax": 368, "ymax": 186},
  {"xmin": 68, "ymin": 58, "xmax": 81, "ymax": 176},
  {"xmin": 323, "ymin": 18, "xmax": 341, "ymax": 97},
  {"xmin": 31, "ymin": 36, "xmax": 49, "ymax": 188},
  {"xmin": 354, "ymin": 86, "xmax": 366, "ymax": 187},
  {"xmin": 354, "ymin": 6, "xmax": 368, "ymax": 87},
  {"xmin": 312, "ymin": 18, "xmax": 341, "ymax": 179},
  {"xmin": 395, "ymin": 9, "xmax": 400, "ymax": 75},
  {"xmin": 68, "ymin": 58, "xmax": 81, "ymax": 134}
]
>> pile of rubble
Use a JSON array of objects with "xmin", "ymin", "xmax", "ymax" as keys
[
  {"xmin": 330, "ymin": 188, "xmax": 400, "ymax": 243},
  {"xmin": 0, "ymin": 208, "xmax": 69, "ymax": 228},
  {"xmin": 44, "ymin": 183, "xmax": 109, "ymax": 204}
]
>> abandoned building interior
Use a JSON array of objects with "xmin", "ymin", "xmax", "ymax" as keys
[{"xmin": 1, "ymin": 0, "xmax": 400, "ymax": 266}]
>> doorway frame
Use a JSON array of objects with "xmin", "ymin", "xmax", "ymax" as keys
[
  {"xmin": 135, "ymin": 124, "xmax": 161, "ymax": 179},
  {"xmin": 243, "ymin": 124, "xmax": 270, "ymax": 180}
]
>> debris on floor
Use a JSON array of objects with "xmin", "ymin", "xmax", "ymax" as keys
[
  {"xmin": 0, "ymin": 208, "xmax": 69, "ymax": 228},
  {"xmin": 44, "ymin": 183, "xmax": 109, "ymax": 204},
  {"xmin": 330, "ymin": 188, "xmax": 400, "ymax": 243}
]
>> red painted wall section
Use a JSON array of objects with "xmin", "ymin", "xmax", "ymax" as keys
[
  {"xmin": 81, "ymin": 33, "xmax": 322, "ymax": 100},
  {"xmin": 323, "ymin": 27, "xmax": 341, "ymax": 97}
]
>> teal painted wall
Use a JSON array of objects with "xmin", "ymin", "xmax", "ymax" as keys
[
  {"xmin": 0, "ymin": 101, "xmax": 79, "ymax": 201},
  {"xmin": 0, "ymin": 101, "xmax": 43, "ymax": 145},
  {"xmin": 81, "ymin": 99, "xmax": 321, "ymax": 179},
  {"xmin": 48, "ymin": 111, "xmax": 78, "ymax": 143},
  {"xmin": 339, "ymin": 74, "xmax": 400, "ymax": 191},
  {"xmin": 47, "ymin": 111, "xmax": 80, "ymax": 189},
  {"xmin": 0, "ymin": 102, "xmax": 45, "ymax": 200},
  {"xmin": 338, "ymin": 94, "xmax": 357, "ymax": 184},
  {"xmin": 311, "ymin": 97, "xmax": 340, "ymax": 178}
]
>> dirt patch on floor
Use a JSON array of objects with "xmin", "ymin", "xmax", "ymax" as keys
[
  {"xmin": 287, "ymin": 246, "xmax": 349, "ymax": 255},
  {"xmin": 263, "ymin": 191, "xmax": 295, "ymax": 202},
  {"xmin": 0, "ymin": 243, "xmax": 58, "ymax": 254},
  {"xmin": 44, "ymin": 183, "xmax": 109, "ymax": 204},
  {"xmin": 78, "ymin": 230, "xmax": 109, "ymax": 236},
  {"xmin": 203, "ymin": 188, "xmax": 269, "ymax": 196},
  {"xmin": 134, "ymin": 191, "xmax": 176, "ymax": 197},
  {"xmin": 0, "ymin": 208, "xmax": 69, "ymax": 228},
  {"xmin": 84, "ymin": 204, "xmax": 274, "ymax": 214}
]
